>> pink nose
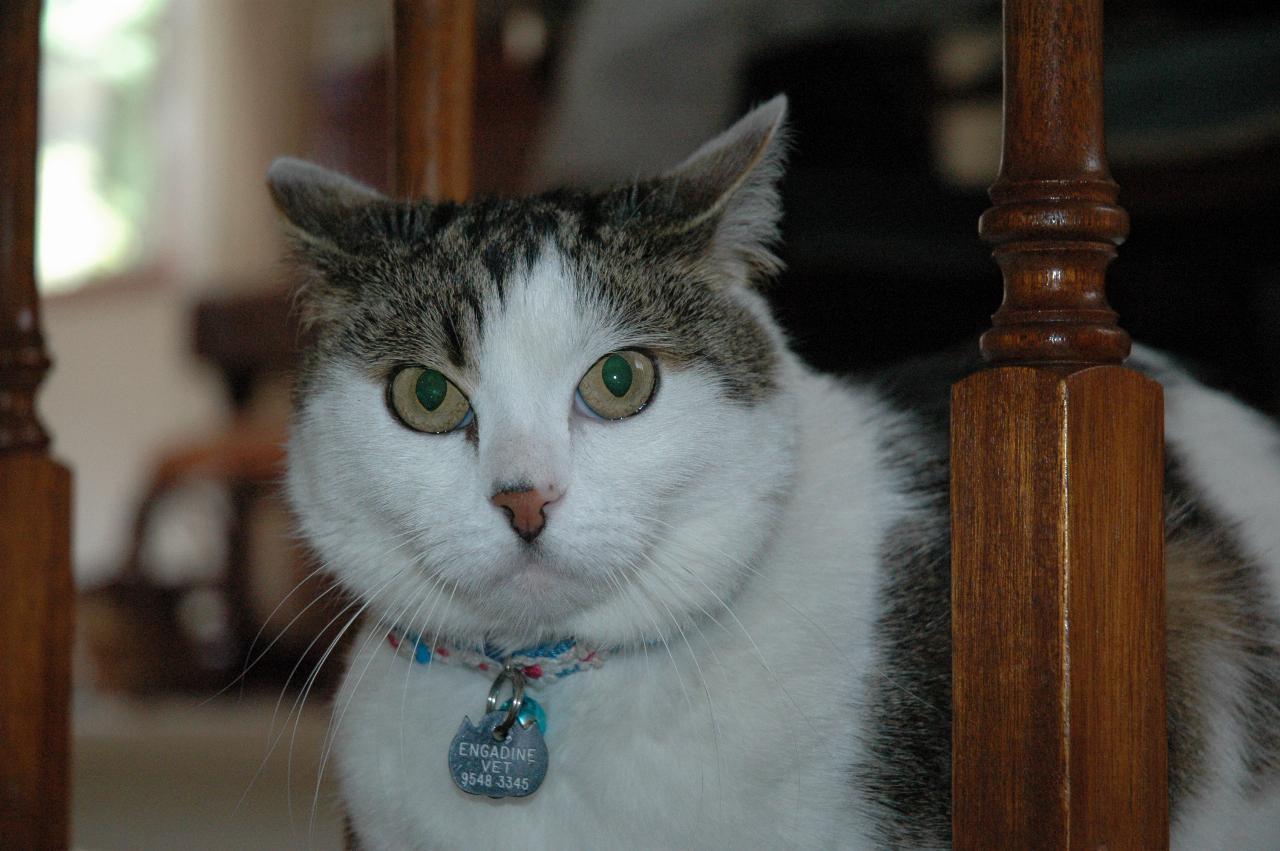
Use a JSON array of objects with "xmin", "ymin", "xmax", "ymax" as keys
[{"xmin": 491, "ymin": 486, "xmax": 559, "ymax": 542}]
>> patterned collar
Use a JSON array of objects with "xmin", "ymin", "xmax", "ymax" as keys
[{"xmin": 386, "ymin": 627, "xmax": 610, "ymax": 685}]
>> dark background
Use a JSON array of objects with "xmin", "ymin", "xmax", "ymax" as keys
[{"xmin": 742, "ymin": 3, "xmax": 1280, "ymax": 414}]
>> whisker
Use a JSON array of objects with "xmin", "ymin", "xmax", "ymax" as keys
[
  {"xmin": 397, "ymin": 567, "xmax": 451, "ymax": 782},
  {"xmin": 284, "ymin": 573, "xmax": 409, "ymax": 822},
  {"xmin": 638, "ymin": 552, "xmax": 727, "ymax": 828},
  {"xmin": 638, "ymin": 515, "xmax": 941, "ymax": 714},
  {"xmin": 201, "ymin": 568, "xmax": 339, "ymax": 709},
  {"xmin": 309, "ymin": 560, "xmax": 444, "ymax": 843},
  {"xmin": 236, "ymin": 522, "xmax": 424, "ymax": 686},
  {"xmin": 235, "ymin": 566, "xmax": 406, "ymax": 817}
]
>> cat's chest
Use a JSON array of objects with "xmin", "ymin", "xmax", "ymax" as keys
[{"xmin": 334, "ymin": 624, "xmax": 868, "ymax": 850}]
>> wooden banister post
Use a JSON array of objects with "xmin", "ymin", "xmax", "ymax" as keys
[
  {"xmin": 392, "ymin": 0, "xmax": 474, "ymax": 201},
  {"xmin": 951, "ymin": 0, "xmax": 1168, "ymax": 848},
  {"xmin": 0, "ymin": 1, "xmax": 74, "ymax": 848}
]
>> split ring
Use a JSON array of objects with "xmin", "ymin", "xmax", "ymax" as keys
[{"xmin": 486, "ymin": 664, "xmax": 525, "ymax": 740}]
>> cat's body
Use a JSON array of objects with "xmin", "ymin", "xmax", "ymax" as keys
[{"xmin": 272, "ymin": 97, "xmax": 1280, "ymax": 849}]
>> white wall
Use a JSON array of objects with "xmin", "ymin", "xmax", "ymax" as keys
[
  {"xmin": 39, "ymin": 0, "xmax": 362, "ymax": 585},
  {"xmin": 41, "ymin": 284, "xmax": 227, "ymax": 585}
]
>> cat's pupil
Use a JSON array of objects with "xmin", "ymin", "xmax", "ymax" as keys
[
  {"xmin": 601, "ymin": 354, "xmax": 633, "ymax": 398},
  {"xmin": 416, "ymin": 369, "xmax": 448, "ymax": 411}
]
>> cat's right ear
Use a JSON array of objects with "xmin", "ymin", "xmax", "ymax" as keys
[
  {"xmin": 267, "ymin": 158, "xmax": 391, "ymax": 326},
  {"xmin": 267, "ymin": 157, "xmax": 386, "ymax": 251}
]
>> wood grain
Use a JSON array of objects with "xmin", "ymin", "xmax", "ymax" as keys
[
  {"xmin": 393, "ymin": 0, "xmax": 475, "ymax": 201},
  {"xmin": 0, "ymin": 2, "xmax": 74, "ymax": 848},
  {"xmin": 1066, "ymin": 369, "xmax": 1166, "ymax": 848},
  {"xmin": 952, "ymin": 0, "xmax": 1168, "ymax": 847},
  {"xmin": 952, "ymin": 368, "xmax": 1166, "ymax": 848},
  {"xmin": 0, "ymin": 454, "xmax": 72, "ymax": 850}
]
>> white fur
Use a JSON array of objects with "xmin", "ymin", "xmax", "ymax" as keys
[
  {"xmin": 1136, "ymin": 345, "xmax": 1280, "ymax": 849},
  {"xmin": 289, "ymin": 266, "xmax": 1280, "ymax": 847}
]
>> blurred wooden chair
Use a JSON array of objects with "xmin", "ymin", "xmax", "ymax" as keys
[{"xmin": 79, "ymin": 290, "xmax": 299, "ymax": 694}]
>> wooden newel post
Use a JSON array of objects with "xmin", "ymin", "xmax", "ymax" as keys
[
  {"xmin": 0, "ymin": 1, "xmax": 74, "ymax": 849},
  {"xmin": 951, "ymin": 0, "xmax": 1168, "ymax": 848},
  {"xmin": 392, "ymin": 0, "xmax": 474, "ymax": 201}
]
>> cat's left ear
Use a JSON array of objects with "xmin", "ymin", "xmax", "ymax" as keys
[
  {"xmin": 653, "ymin": 94, "xmax": 789, "ymax": 285},
  {"xmin": 266, "ymin": 157, "xmax": 388, "ymax": 251}
]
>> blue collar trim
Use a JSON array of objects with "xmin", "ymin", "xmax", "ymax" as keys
[{"xmin": 385, "ymin": 628, "xmax": 609, "ymax": 684}]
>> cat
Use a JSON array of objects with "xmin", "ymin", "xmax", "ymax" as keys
[{"xmin": 269, "ymin": 95, "xmax": 1280, "ymax": 849}]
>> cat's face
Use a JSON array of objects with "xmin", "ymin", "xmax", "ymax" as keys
[{"xmin": 274, "ymin": 97, "xmax": 796, "ymax": 648}]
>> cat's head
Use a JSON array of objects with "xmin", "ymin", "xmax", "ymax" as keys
[{"xmin": 271, "ymin": 96, "xmax": 798, "ymax": 649}]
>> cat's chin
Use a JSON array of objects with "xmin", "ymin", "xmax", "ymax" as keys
[
  {"xmin": 469, "ymin": 548, "xmax": 611, "ymax": 630},
  {"xmin": 498, "ymin": 554, "xmax": 572, "ymax": 598}
]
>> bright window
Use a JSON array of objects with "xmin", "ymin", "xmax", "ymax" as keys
[{"xmin": 38, "ymin": 0, "xmax": 168, "ymax": 293}]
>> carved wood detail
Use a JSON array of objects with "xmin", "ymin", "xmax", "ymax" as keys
[
  {"xmin": 1, "ymin": 0, "xmax": 49, "ymax": 452},
  {"xmin": 0, "ymin": 2, "xmax": 74, "ymax": 849},
  {"xmin": 951, "ymin": 1, "xmax": 1169, "ymax": 847},
  {"xmin": 978, "ymin": 0, "xmax": 1131, "ymax": 367}
]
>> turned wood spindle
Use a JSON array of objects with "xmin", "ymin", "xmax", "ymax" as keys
[
  {"xmin": 0, "ymin": 1, "xmax": 74, "ymax": 849},
  {"xmin": 951, "ymin": 1, "xmax": 1168, "ymax": 848},
  {"xmin": 979, "ymin": 0, "xmax": 1131, "ymax": 366}
]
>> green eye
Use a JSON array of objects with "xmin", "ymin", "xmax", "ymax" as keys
[
  {"xmin": 389, "ymin": 366, "xmax": 472, "ymax": 433},
  {"xmin": 415, "ymin": 369, "xmax": 448, "ymax": 410},
  {"xmin": 600, "ymin": 353, "xmax": 632, "ymax": 397},
  {"xmin": 577, "ymin": 350, "xmax": 656, "ymax": 419}
]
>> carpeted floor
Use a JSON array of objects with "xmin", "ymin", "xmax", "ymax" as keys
[{"xmin": 72, "ymin": 693, "xmax": 343, "ymax": 850}]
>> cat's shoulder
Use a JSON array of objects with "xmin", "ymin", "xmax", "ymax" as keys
[
  {"xmin": 856, "ymin": 344, "xmax": 982, "ymax": 424},
  {"xmin": 837, "ymin": 345, "xmax": 981, "ymax": 489}
]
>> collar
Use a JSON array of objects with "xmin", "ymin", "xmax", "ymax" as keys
[{"xmin": 386, "ymin": 627, "xmax": 610, "ymax": 685}]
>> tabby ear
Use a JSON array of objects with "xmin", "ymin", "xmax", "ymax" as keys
[
  {"xmin": 656, "ymin": 94, "xmax": 789, "ymax": 283},
  {"xmin": 266, "ymin": 157, "xmax": 387, "ymax": 250},
  {"xmin": 268, "ymin": 158, "xmax": 391, "ymax": 327}
]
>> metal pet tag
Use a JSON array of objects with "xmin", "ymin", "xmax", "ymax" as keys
[
  {"xmin": 448, "ymin": 665, "xmax": 548, "ymax": 799},
  {"xmin": 449, "ymin": 710, "xmax": 548, "ymax": 798}
]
